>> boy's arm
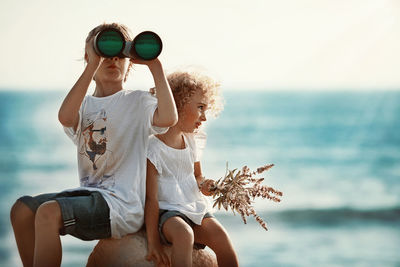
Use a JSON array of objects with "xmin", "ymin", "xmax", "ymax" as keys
[
  {"xmin": 145, "ymin": 159, "xmax": 169, "ymax": 266},
  {"xmin": 58, "ymin": 40, "xmax": 102, "ymax": 131},
  {"xmin": 146, "ymin": 59, "xmax": 178, "ymax": 128}
]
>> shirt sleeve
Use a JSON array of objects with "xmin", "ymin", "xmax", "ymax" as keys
[
  {"xmin": 147, "ymin": 139, "xmax": 162, "ymax": 174},
  {"xmin": 194, "ymin": 130, "xmax": 207, "ymax": 161},
  {"xmin": 185, "ymin": 131, "xmax": 207, "ymax": 162},
  {"xmin": 140, "ymin": 91, "xmax": 169, "ymax": 135},
  {"xmin": 62, "ymin": 97, "xmax": 85, "ymax": 146}
]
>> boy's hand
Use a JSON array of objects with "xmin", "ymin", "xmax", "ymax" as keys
[
  {"xmin": 85, "ymin": 38, "xmax": 104, "ymax": 68},
  {"xmin": 131, "ymin": 57, "xmax": 161, "ymax": 69},
  {"xmin": 146, "ymin": 242, "xmax": 170, "ymax": 267},
  {"xmin": 200, "ymin": 179, "xmax": 215, "ymax": 196}
]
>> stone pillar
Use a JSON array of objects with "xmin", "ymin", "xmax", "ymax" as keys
[{"xmin": 86, "ymin": 229, "xmax": 217, "ymax": 267}]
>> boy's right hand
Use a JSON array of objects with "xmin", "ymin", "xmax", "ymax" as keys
[
  {"xmin": 146, "ymin": 242, "xmax": 170, "ymax": 267},
  {"xmin": 85, "ymin": 38, "xmax": 103, "ymax": 69}
]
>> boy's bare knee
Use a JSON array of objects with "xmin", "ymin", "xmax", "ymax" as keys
[
  {"xmin": 35, "ymin": 201, "xmax": 62, "ymax": 229},
  {"xmin": 10, "ymin": 200, "xmax": 34, "ymax": 226}
]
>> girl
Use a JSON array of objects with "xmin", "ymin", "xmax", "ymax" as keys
[
  {"xmin": 145, "ymin": 70, "xmax": 239, "ymax": 267},
  {"xmin": 10, "ymin": 22, "xmax": 178, "ymax": 267}
]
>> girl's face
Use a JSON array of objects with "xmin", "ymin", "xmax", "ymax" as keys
[
  {"xmin": 178, "ymin": 89, "xmax": 209, "ymax": 133},
  {"xmin": 94, "ymin": 57, "xmax": 130, "ymax": 83}
]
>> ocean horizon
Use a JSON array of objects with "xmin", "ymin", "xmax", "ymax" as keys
[{"xmin": 1, "ymin": 89, "xmax": 399, "ymax": 266}]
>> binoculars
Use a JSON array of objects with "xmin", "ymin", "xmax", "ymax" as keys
[{"xmin": 94, "ymin": 28, "xmax": 162, "ymax": 60}]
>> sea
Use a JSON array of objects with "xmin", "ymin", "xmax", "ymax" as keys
[{"xmin": 0, "ymin": 89, "xmax": 399, "ymax": 267}]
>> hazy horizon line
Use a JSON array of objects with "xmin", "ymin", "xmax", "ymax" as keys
[{"xmin": 1, "ymin": 86, "xmax": 399, "ymax": 93}]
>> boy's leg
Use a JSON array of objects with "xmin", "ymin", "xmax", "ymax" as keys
[
  {"xmin": 33, "ymin": 200, "xmax": 63, "ymax": 267},
  {"xmin": 10, "ymin": 190, "xmax": 109, "ymax": 267},
  {"xmin": 10, "ymin": 200, "xmax": 36, "ymax": 267},
  {"xmin": 193, "ymin": 217, "xmax": 239, "ymax": 267},
  {"xmin": 162, "ymin": 216, "xmax": 194, "ymax": 267}
]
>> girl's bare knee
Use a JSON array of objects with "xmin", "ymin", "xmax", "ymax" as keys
[
  {"xmin": 176, "ymin": 224, "xmax": 194, "ymax": 244},
  {"xmin": 164, "ymin": 218, "xmax": 194, "ymax": 245},
  {"xmin": 35, "ymin": 201, "xmax": 62, "ymax": 229},
  {"xmin": 173, "ymin": 226, "xmax": 194, "ymax": 244}
]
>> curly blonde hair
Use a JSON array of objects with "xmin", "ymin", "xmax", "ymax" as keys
[{"xmin": 167, "ymin": 70, "xmax": 224, "ymax": 118}]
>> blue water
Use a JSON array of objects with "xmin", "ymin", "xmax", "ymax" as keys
[{"xmin": 1, "ymin": 89, "xmax": 399, "ymax": 266}]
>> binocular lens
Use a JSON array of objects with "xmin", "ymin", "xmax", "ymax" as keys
[
  {"xmin": 95, "ymin": 29, "xmax": 125, "ymax": 57},
  {"xmin": 93, "ymin": 28, "xmax": 162, "ymax": 60},
  {"xmin": 132, "ymin": 31, "xmax": 162, "ymax": 60}
]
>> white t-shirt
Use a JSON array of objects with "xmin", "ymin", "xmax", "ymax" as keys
[
  {"xmin": 147, "ymin": 132, "xmax": 211, "ymax": 225},
  {"xmin": 63, "ymin": 89, "xmax": 167, "ymax": 238}
]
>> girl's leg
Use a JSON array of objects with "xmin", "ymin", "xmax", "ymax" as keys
[
  {"xmin": 193, "ymin": 217, "xmax": 239, "ymax": 267},
  {"xmin": 33, "ymin": 200, "xmax": 63, "ymax": 267},
  {"xmin": 10, "ymin": 200, "xmax": 36, "ymax": 267},
  {"xmin": 162, "ymin": 216, "xmax": 194, "ymax": 267}
]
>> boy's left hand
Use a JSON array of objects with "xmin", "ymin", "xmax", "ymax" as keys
[{"xmin": 131, "ymin": 58, "xmax": 160, "ymax": 68}]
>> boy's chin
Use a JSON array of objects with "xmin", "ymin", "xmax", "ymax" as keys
[{"xmin": 99, "ymin": 72, "xmax": 124, "ymax": 82}]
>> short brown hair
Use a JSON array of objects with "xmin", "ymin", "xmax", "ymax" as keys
[
  {"xmin": 86, "ymin": 22, "xmax": 133, "ymax": 43},
  {"xmin": 85, "ymin": 23, "xmax": 134, "ymax": 82}
]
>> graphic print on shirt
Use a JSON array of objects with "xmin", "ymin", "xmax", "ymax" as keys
[{"xmin": 80, "ymin": 109, "xmax": 115, "ymax": 189}]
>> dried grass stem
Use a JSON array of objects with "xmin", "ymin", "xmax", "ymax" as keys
[{"xmin": 209, "ymin": 163, "xmax": 282, "ymax": 230}]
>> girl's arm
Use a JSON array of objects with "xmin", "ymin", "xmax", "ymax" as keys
[
  {"xmin": 194, "ymin": 161, "xmax": 214, "ymax": 196},
  {"xmin": 58, "ymin": 40, "xmax": 102, "ymax": 131},
  {"xmin": 145, "ymin": 159, "xmax": 169, "ymax": 266},
  {"xmin": 145, "ymin": 59, "xmax": 178, "ymax": 128},
  {"xmin": 194, "ymin": 161, "xmax": 205, "ymax": 186}
]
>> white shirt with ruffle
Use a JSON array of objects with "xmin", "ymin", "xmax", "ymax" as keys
[{"xmin": 147, "ymin": 132, "xmax": 211, "ymax": 225}]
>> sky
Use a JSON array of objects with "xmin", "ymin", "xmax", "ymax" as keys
[{"xmin": 0, "ymin": 0, "xmax": 399, "ymax": 91}]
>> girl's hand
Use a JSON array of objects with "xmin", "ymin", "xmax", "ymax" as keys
[
  {"xmin": 200, "ymin": 179, "xmax": 215, "ymax": 196},
  {"xmin": 146, "ymin": 242, "xmax": 170, "ymax": 267}
]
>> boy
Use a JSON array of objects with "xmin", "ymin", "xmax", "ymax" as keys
[{"xmin": 10, "ymin": 22, "xmax": 178, "ymax": 267}]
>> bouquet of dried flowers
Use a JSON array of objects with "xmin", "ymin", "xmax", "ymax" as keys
[{"xmin": 202, "ymin": 163, "xmax": 282, "ymax": 230}]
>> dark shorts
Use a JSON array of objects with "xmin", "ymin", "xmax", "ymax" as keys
[
  {"xmin": 18, "ymin": 189, "xmax": 111, "ymax": 241},
  {"xmin": 159, "ymin": 209, "xmax": 214, "ymax": 249}
]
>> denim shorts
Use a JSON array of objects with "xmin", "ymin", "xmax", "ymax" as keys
[
  {"xmin": 18, "ymin": 189, "xmax": 111, "ymax": 241},
  {"xmin": 159, "ymin": 209, "xmax": 214, "ymax": 249}
]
